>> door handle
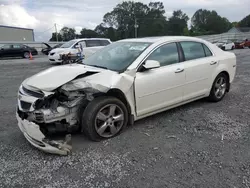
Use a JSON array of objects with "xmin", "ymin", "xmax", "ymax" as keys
[
  {"xmin": 175, "ymin": 68, "xmax": 184, "ymax": 73},
  {"xmin": 210, "ymin": 61, "xmax": 217, "ymax": 65}
]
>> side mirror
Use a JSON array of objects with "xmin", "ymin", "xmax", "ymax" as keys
[
  {"xmin": 143, "ymin": 60, "xmax": 160, "ymax": 70},
  {"xmin": 74, "ymin": 44, "xmax": 79, "ymax": 49}
]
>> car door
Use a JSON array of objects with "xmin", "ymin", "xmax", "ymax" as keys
[
  {"xmin": 12, "ymin": 44, "xmax": 23, "ymax": 56},
  {"xmin": 0, "ymin": 44, "xmax": 13, "ymax": 57},
  {"xmin": 179, "ymin": 41, "xmax": 216, "ymax": 101},
  {"xmin": 134, "ymin": 42, "xmax": 185, "ymax": 117}
]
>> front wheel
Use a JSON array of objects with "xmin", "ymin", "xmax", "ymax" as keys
[
  {"xmin": 208, "ymin": 73, "xmax": 228, "ymax": 102},
  {"xmin": 81, "ymin": 96, "xmax": 128, "ymax": 141},
  {"xmin": 23, "ymin": 52, "xmax": 30, "ymax": 58}
]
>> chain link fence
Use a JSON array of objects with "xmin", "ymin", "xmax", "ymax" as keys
[{"xmin": 196, "ymin": 32, "xmax": 250, "ymax": 42}]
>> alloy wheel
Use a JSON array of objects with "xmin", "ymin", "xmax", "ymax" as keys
[
  {"xmin": 94, "ymin": 104, "xmax": 124, "ymax": 138},
  {"xmin": 214, "ymin": 77, "xmax": 226, "ymax": 99}
]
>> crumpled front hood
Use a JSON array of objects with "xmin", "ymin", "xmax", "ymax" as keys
[{"xmin": 23, "ymin": 64, "xmax": 109, "ymax": 91}]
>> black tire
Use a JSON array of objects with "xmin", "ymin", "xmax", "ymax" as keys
[
  {"xmin": 81, "ymin": 96, "xmax": 128, "ymax": 141},
  {"xmin": 23, "ymin": 51, "xmax": 30, "ymax": 58},
  {"xmin": 208, "ymin": 73, "xmax": 229, "ymax": 102}
]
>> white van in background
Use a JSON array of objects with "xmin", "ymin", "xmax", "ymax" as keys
[{"xmin": 48, "ymin": 38, "xmax": 112, "ymax": 63}]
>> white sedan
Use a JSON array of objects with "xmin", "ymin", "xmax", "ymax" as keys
[
  {"xmin": 214, "ymin": 40, "xmax": 235, "ymax": 50},
  {"xmin": 16, "ymin": 36, "xmax": 236, "ymax": 155}
]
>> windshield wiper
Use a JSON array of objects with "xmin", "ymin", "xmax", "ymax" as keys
[{"xmin": 89, "ymin": 65, "xmax": 108, "ymax": 69}]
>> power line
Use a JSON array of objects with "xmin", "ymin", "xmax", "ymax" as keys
[{"xmin": 35, "ymin": 25, "xmax": 55, "ymax": 34}]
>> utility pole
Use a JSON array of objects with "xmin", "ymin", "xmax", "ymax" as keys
[
  {"xmin": 134, "ymin": 18, "xmax": 138, "ymax": 38},
  {"xmin": 54, "ymin": 23, "xmax": 58, "ymax": 42}
]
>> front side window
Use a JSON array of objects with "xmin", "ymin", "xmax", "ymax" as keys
[
  {"xmin": 180, "ymin": 41, "xmax": 206, "ymax": 61},
  {"xmin": 100, "ymin": 40, "xmax": 111, "ymax": 46},
  {"xmin": 83, "ymin": 41, "xmax": 152, "ymax": 72},
  {"xmin": 146, "ymin": 43, "xmax": 179, "ymax": 67},
  {"xmin": 60, "ymin": 40, "xmax": 77, "ymax": 48}
]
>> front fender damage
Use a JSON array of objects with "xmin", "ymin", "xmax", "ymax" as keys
[{"xmin": 18, "ymin": 70, "xmax": 135, "ymax": 156}]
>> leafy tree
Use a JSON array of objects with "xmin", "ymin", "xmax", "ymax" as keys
[
  {"xmin": 238, "ymin": 14, "xmax": 250, "ymax": 27},
  {"xmin": 167, "ymin": 10, "xmax": 189, "ymax": 35},
  {"xmin": 49, "ymin": 32, "xmax": 63, "ymax": 41},
  {"xmin": 59, "ymin": 27, "xmax": 76, "ymax": 41},
  {"xmin": 231, "ymin": 22, "xmax": 238, "ymax": 27},
  {"xmin": 191, "ymin": 9, "xmax": 231, "ymax": 34},
  {"xmin": 183, "ymin": 27, "xmax": 189, "ymax": 36},
  {"xmin": 102, "ymin": 1, "xmax": 168, "ymax": 39},
  {"xmin": 80, "ymin": 28, "xmax": 99, "ymax": 38}
]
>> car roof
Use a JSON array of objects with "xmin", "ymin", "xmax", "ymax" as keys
[
  {"xmin": 118, "ymin": 36, "xmax": 208, "ymax": 43},
  {"xmin": 71, "ymin": 38, "xmax": 111, "ymax": 42}
]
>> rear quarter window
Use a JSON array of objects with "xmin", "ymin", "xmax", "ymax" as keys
[{"xmin": 202, "ymin": 44, "xmax": 213, "ymax": 57}]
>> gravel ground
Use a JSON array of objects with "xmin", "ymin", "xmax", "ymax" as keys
[{"xmin": 1, "ymin": 49, "xmax": 250, "ymax": 188}]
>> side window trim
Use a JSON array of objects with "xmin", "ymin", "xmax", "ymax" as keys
[
  {"xmin": 176, "ymin": 42, "xmax": 185, "ymax": 62},
  {"xmin": 136, "ymin": 42, "xmax": 181, "ymax": 72},
  {"xmin": 202, "ymin": 43, "xmax": 213, "ymax": 57},
  {"xmin": 201, "ymin": 44, "xmax": 207, "ymax": 57}
]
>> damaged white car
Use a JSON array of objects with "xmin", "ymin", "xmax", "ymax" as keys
[{"xmin": 17, "ymin": 36, "xmax": 236, "ymax": 155}]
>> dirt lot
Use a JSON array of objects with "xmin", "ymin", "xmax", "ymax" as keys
[{"xmin": 1, "ymin": 50, "xmax": 250, "ymax": 188}]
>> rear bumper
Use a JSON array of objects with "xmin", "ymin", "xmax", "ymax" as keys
[{"xmin": 16, "ymin": 111, "xmax": 72, "ymax": 155}]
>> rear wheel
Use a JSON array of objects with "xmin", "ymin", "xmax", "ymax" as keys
[
  {"xmin": 208, "ymin": 73, "xmax": 228, "ymax": 102},
  {"xmin": 81, "ymin": 96, "xmax": 128, "ymax": 141}
]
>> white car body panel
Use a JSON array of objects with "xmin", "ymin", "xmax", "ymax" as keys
[
  {"xmin": 215, "ymin": 41, "xmax": 235, "ymax": 50},
  {"xmin": 135, "ymin": 63, "xmax": 185, "ymax": 116},
  {"xmin": 48, "ymin": 38, "xmax": 111, "ymax": 63},
  {"xmin": 16, "ymin": 36, "xmax": 236, "ymax": 155}
]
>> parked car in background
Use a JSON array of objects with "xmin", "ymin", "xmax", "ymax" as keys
[
  {"xmin": 48, "ymin": 38, "xmax": 112, "ymax": 63},
  {"xmin": 234, "ymin": 39, "xmax": 250, "ymax": 49},
  {"xmin": 41, "ymin": 43, "xmax": 63, "ymax": 55},
  {"xmin": 16, "ymin": 36, "xmax": 236, "ymax": 155},
  {"xmin": 0, "ymin": 44, "xmax": 38, "ymax": 58},
  {"xmin": 214, "ymin": 40, "xmax": 235, "ymax": 50}
]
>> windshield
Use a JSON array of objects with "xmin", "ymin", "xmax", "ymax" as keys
[
  {"xmin": 60, "ymin": 40, "xmax": 76, "ymax": 48},
  {"xmin": 83, "ymin": 41, "xmax": 152, "ymax": 72}
]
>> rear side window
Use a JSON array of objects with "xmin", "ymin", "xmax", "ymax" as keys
[
  {"xmin": 85, "ymin": 40, "xmax": 102, "ymax": 47},
  {"xmin": 100, "ymin": 40, "xmax": 110, "ymax": 46},
  {"xmin": 202, "ymin": 44, "xmax": 213, "ymax": 57},
  {"xmin": 180, "ymin": 41, "xmax": 206, "ymax": 61}
]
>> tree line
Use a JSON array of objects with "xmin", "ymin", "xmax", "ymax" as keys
[{"xmin": 50, "ymin": 1, "xmax": 250, "ymax": 41}]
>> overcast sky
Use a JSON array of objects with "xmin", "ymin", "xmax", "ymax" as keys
[{"xmin": 0, "ymin": 0, "xmax": 249, "ymax": 41}]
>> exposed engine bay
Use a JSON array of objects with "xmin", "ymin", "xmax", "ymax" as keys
[{"xmin": 19, "ymin": 89, "xmax": 84, "ymax": 132}]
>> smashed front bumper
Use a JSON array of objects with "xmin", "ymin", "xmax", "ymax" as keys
[{"xmin": 16, "ymin": 112, "xmax": 72, "ymax": 155}]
